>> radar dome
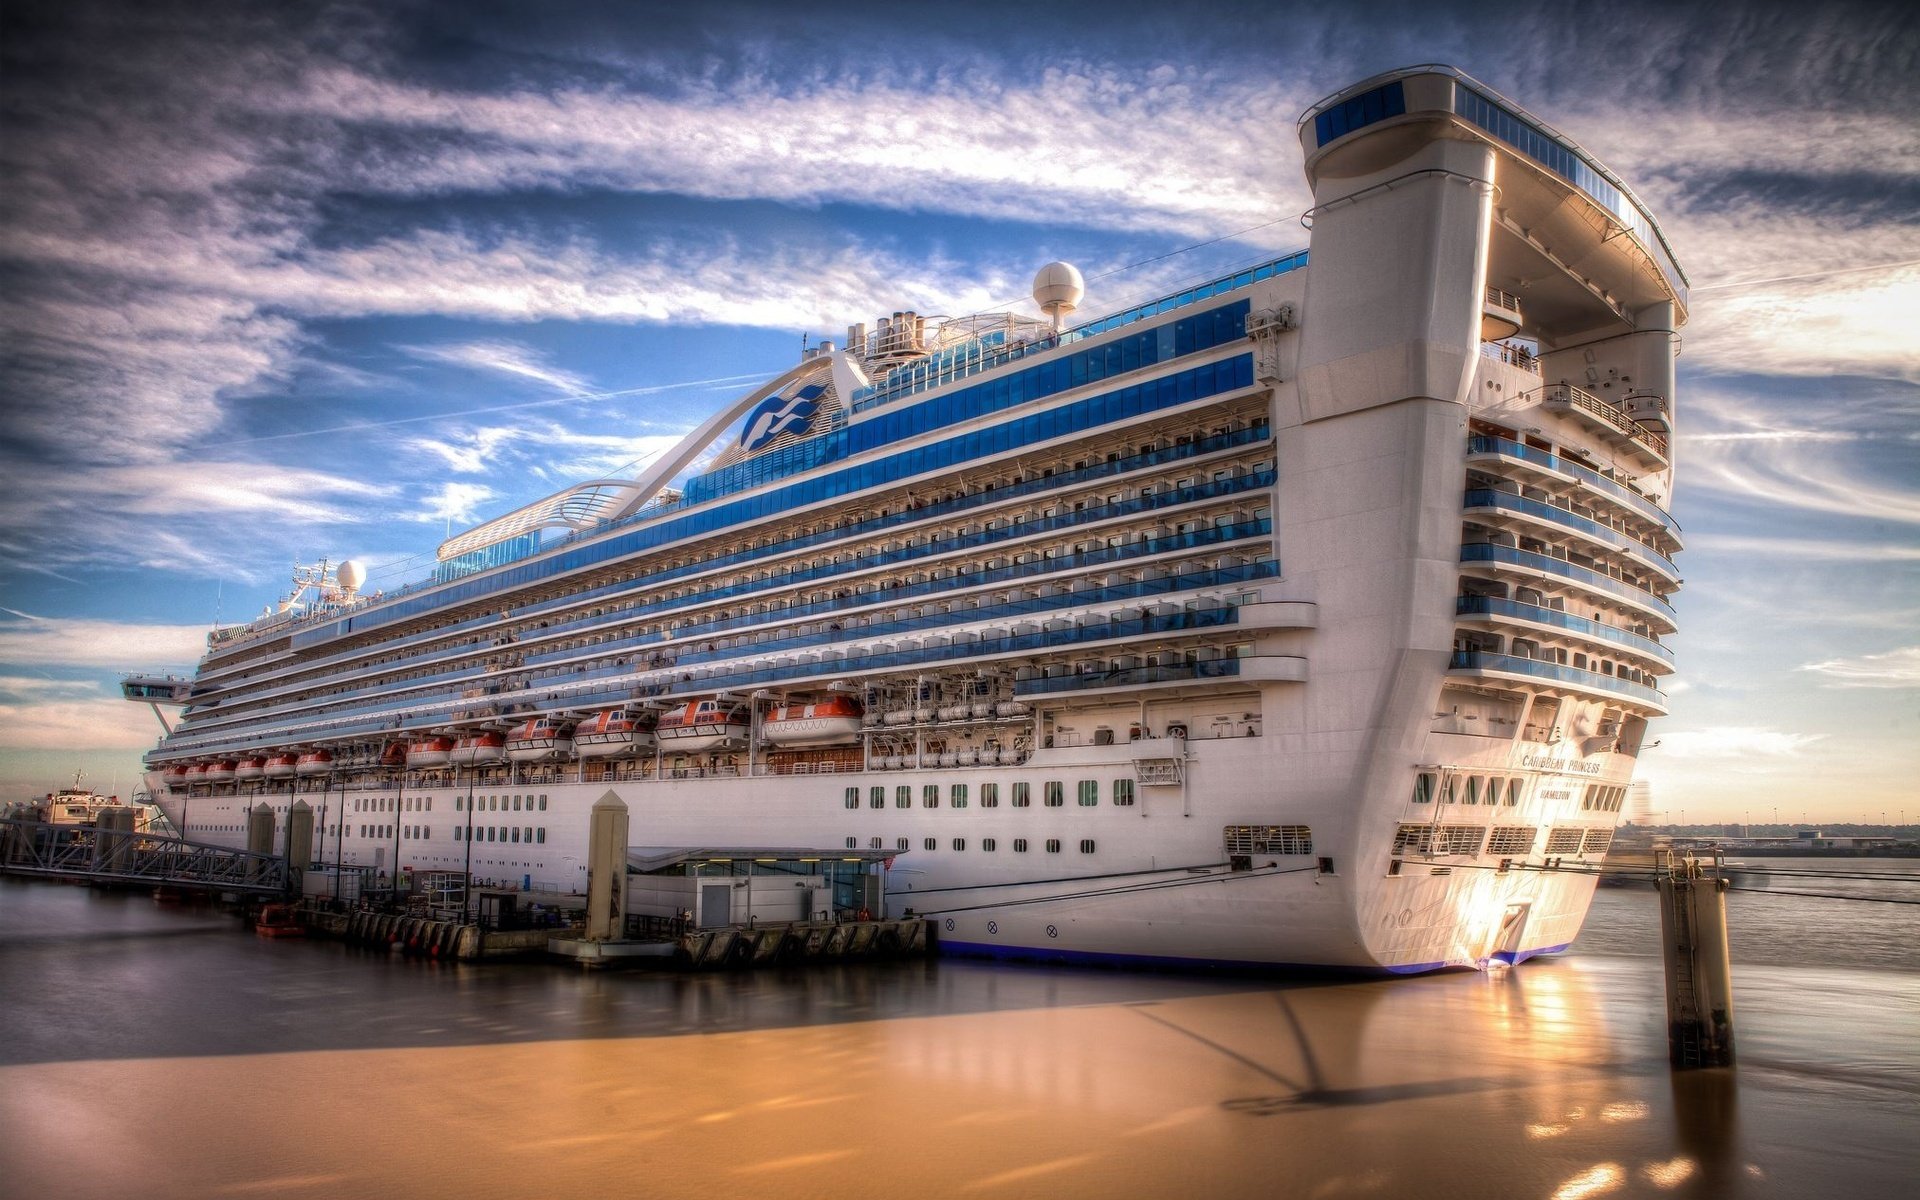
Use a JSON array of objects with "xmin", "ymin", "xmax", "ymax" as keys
[
  {"xmin": 1032, "ymin": 261, "xmax": 1085, "ymax": 329},
  {"xmin": 335, "ymin": 559, "xmax": 367, "ymax": 595}
]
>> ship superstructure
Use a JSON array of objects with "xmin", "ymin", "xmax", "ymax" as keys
[{"xmin": 130, "ymin": 67, "xmax": 1685, "ymax": 971}]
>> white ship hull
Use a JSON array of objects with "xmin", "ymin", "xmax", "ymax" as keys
[{"xmin": 136, "ymin": 68, "xmax": 1686, "ymax": 975}]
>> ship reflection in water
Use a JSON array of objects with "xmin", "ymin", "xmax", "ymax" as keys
[{"xmin": 1, "ymin": 880, "xmax": 1915, "ymax": 1199}]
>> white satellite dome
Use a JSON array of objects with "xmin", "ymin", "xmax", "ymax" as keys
[
  {"xmin": 1032, "ymin": 261, "xmax": 1085, "ymax": 329},
  {"xmin": 335, "ymin": 559, "xmax": 367, "ymax": 595}
]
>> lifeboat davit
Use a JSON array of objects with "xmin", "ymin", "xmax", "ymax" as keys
[
  {"xmin": 656, "ymin": 699, "xmax": 749, "ymax": 754},
  {"xmin": 234, "ymin": 756, "xmax": 267, "ymax": 782},
  {"xmin": 204, "ymin": 759, "xmax": 238, "ymax": 783},
  {"xmin": 263, "ymin": 752, "xmax": 299, "ymax": 780},
  {"xmin": 405, "ymin": 736, "xmax": 455, "ymax": 769},
  {"xmin": 449, "ymin": 732, "xmax": 507, "ymax": 767},
  {"xmin": 575, "ymin": 708, "xmax": 658, "ymax": 759},
  {"xmin": 506, "ymin": 718, "xmax": 575, "ymax": 763},
  {"xmin": 760, "ymin": 695, "xmax": 864, "ymax": 747},
  {"xmin": 294, "ymin": 749, "xmax": 334, "ymax": 776}
]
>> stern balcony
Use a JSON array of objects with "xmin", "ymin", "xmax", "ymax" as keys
[{"xmin": 1533, "ymin": 383, "xmax": 1670, "ymax": 470}]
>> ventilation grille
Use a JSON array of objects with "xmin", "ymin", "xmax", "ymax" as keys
[
  {"xmin": 1393, "ymin": 824, "xmax": 1485, "ymax": 856},
  {"xmin": 1544, "ymin": 827, "xmax": 1586, "ymax": 855},
  {"xmin": 1487, "ymin": 826, "xmax": 1539, "ymax": 856},
  {"xmin": 1435, "ymin": 825, "xmax": 1485, "ymax": 856},
  {"xmin": 1225, "ymin": 824, "xmax": 1314, "ymax": 856},
  {"xmin": 1581, "ymin": 828, "xmax": 1616, "ymax": 855}
]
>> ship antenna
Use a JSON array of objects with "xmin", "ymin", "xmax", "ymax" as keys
[{"xmin": 1032, "ymin": 263, "xmax": 1085, "ymax": 335}]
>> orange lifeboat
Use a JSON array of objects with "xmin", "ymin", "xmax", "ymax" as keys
[
  {"xmin": 655, "ymin": 699, "xmax": 749, "ymax": 754},
  {"xmin": 760, "ymin": 695, "xmax": 864, "ymax": 747},
  {"xmin": 204, "ymin": 759, "xmax": 238, "ymax": 783},
  {"xmin": 405, "ymin": 736, "xmax": 455, "ymax": 769},
  {"xmin": 575, "ymin": 708, "xmax": 658, "ymax": 759},
  {"xmin": 449, "ymin": 731, "xmax": 507, "ymax": 767},
  {"xmin": 263, "ymin": 752, "xmax": 299, "ymax": 780},
  {"xmin": 294, "ymin": 749, "xmax": 334, "ymax": 777},
  {"xmin": 506, "ymin": 718, "xmax": 574, "ymax": 763},
  {"xmin": 183, "ymin": 763, "xmax": 210, "ymax": 786},
  {"xmin": 162, "ymin": 765, "xmax": 191, "ymax": 791},
  {"xmin": 234, "ymin": 756, "xmax": 268, "ymax": 782}
]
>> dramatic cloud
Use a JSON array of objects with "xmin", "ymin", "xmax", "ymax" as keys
[
  {"xmin": 402, "ymin": 340, "xmax": 593, "ymax": 395},
  {"xmin": 409, "ymin": 482, "xmax": 499, "ymax": 526},
  {"xmin": 0, "ymin": 688, "xmax": 171, "ymax": 752},
  {"xmin": 0, "ymin": 612, "xmax": 208, "ymax": 670},
  {"xmin": 1655, "ymin": 727, "xmax": 1828, "ymax": 760},
  {"xmin": 1799, "ymin": 646, "xmax": 1920, "ymax": 688}
]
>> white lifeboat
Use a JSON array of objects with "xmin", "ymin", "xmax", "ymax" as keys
[
  {"xmin": 234, "ymin": 756, "xmax": 267, "ymax": 782},
  {"xmin": 263, "ymin": 752, "xmax": 299, "ymax": 780},
  {"xmin": 204, "ymin": 759, "xmax": 238, "ymax": 784},
  {"xmin": 760, "ymin": 696, "xmax": 864, "ymax": 747},
  {"xmin": 405, "ymin": 736, "xmax": 455, "ymax": 769},
  {"xmin": 655, "ymin": 700, "xmax": 748, "ymax": 754},
  {"xmin": 576, "ymin": 708, "xmax": 658, "ymax": 759},
  {"xmin": 449, "ymin": 732, "xmax": 507, "ymax": 767},
  {"xmin": 294, "ymin": 749, "xmax": 334, "ymax": 777},
  {"xmin": 506, "ymin": 718, "xmax": 575, "ymax": 763}
]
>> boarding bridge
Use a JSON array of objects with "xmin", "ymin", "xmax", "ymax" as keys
[{"xmin": 0, "ymin": 817, "xmax": 290, "ymax": 897}]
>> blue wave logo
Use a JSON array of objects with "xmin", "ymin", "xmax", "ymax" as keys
[{"xmin": 740, "ymin": 381, "xmax": 826, "ymax": 451}]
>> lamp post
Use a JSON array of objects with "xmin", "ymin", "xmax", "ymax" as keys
[{"xmin": 462, "ymin": 763, "xmax": 476, "ymax": 924}]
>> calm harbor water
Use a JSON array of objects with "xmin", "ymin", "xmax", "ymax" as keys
[{"xmin": 2, "ymin": 860, "xmax": 1915, "ymax": 1200}]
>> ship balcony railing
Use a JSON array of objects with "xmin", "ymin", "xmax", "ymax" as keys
[
  {"xmin": 515, "ymin": 516, "xmax": 1274, "ymax": 672},
  {"xmin": 1479, "ymin": 342, "xmax": 1540, "ymax": 374},
  {"xmin": 1459, "ymin": 543, "xmax": 1676, "ymax": 630},
  {"xmin": 1465, "ymin": 435, "xmax": 1679, "ymax": 546},
  {"xmin": 1448, "ymin": 649, "xmax": 1667, "ymax": 712},
  {"xmin": 177, "ymin": 550, "xmax": 1279, "ymax": 743},
  {"xmin": 1014, "ymin": 659, "xmax": 1243, "ymax": 696},
  {"xmin": 1481, "ymin": 287, "xmax": 1524, "ymax": 341},
  {"xmin": 154, "ymin": 570, "xmax": 1276, "ymax": 756},
  {"xmin": 199, "ymin": 420, "xmax": 1275, "ymax": 664},
  {"xmin": 851, "ymin": 251, "xmax": 1308, "ymax": 412},
  {"xmin": 224, "ymin": 438, "xmax": 1275, "ymax": 697},
  {"xmin": 1463, "ymin": 489, "xmax": 1680, "ymax": 582},
  {"xmin": 1454, "ymin": 594, "xmax": 1674, "ymax": 667},
  {"xmin": 1532, "ymin": 384, "xmax": 1670, "ymax": 467}
]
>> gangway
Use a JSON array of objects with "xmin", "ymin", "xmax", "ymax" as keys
[{"xmin": 0, "ymin": 818, "xmax": 290, "ymax": 897}]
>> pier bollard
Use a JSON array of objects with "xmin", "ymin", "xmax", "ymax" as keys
[
  {"xmin": 284, "ymin": 801, "xmax": 314, "ymax": 892},
  {"xmin": 585, "ymin": 791, "xmax": 630, "ymax": 942},
  {"xmin": 1656, "ymin": 850, "xmax": 1735, "ymax": 1069}
]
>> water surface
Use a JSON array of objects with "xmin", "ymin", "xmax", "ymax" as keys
[{"xmin": 2, "ymin": 865, "xmax": 1914, "ymax": 1200}]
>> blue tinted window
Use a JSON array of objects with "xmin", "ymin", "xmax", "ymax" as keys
[{"xmin": 1315, "ymin": 80, "xmax": 1405, "ymax": 147}]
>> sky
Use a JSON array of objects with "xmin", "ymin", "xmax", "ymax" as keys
[{"xmin": 1, "ymin": 0, "xmax": 1915, "ymax": 823}]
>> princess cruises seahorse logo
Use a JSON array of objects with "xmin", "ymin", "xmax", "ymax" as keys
[{"xmin": 739, "ymin": 381, "xmax": 827, "ymax": 452}]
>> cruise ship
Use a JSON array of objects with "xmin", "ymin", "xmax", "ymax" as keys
[{"xmin": 124, "ymin": 66, "xmax": 1685, "ymax": 972}]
